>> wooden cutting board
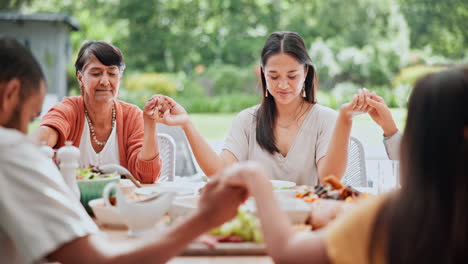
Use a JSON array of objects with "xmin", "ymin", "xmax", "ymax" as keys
[{"xmin": 182, "ymin": 242, "xmax": 266, "ymax": 256}]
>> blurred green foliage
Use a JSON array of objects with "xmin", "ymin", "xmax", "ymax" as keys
[
  {"xmin": 124, "ymin": 73, "xmax": 178, "ymax": 96},
  {"xmin": 10, "ymin": 0, "xmax": 467, "ymax": 112},
  {"xmin": 392, "ymin": 65, "xmax": 447, "ymax": 87}
]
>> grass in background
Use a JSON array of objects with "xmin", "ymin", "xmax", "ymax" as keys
[{"xmin": 190, "ymin": 113, "xmax": 237, "ymax": 141}]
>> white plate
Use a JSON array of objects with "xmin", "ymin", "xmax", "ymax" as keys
[
  {"xmin": 270, "ymin": 180, "xmax": 296, "ymax": 189},
  {"xmin": 135, "ymin": 183, "xmax": 195, "ymax": 196}
]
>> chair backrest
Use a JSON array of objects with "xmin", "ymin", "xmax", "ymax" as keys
[
  {"xmin": 342, "ymin": 136, "xmax": 367, "ymax": 187},
  {"xmin": 157, "ymin": 133, "xmax": 176, "ymax": 182},
  {"xmin": 157, "ymin": 124, "xmax": 199, "ymax": 177}
]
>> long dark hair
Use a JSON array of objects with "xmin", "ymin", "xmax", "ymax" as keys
[
  {"xmin": 370, "ymin": 67, "xmax": 468, "ymax": 263},
  {"xmin": 256, "ymin": 32, "xmax": 318, "ymax": 154}
]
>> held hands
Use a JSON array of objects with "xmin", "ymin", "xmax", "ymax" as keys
[
  {"xmin": 342, "ymin": 88, "xmax": 398, "ymax": 137},
  {"xmin": 143, "ymin": 95, "xmax": 190, "ymax": 127},
  {"xmin": 339, "ymin": 88, "xmax": 375, "ymax": 119},
  {"xmin": 197, "ymin": 178, "xmax": 249, "ymax": 228},
  {"xmin": 196, "ymin": 162, "xmax": 267, "ymax": 228},
  {"xmin": 364, "ymin": 92, "xmax": 398, "ymax": 137}
]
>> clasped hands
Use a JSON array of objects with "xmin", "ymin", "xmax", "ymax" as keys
[
  {"xmin": 196, "ymin": 161, "xmax": 348, "ymax": 230},
  {"xmin": 142, "ymin": 95, "xmax": 189, "ymax": 126}
]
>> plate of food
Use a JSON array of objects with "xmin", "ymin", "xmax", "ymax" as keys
[
  {"xmin": 180, "ymin": 206, "xmax": 312, "ymax": 256},
  {"xmin": 294, "ymin": 175, "xmax": 371, "ymax": 203}
]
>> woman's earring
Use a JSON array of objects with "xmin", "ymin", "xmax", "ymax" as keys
[
  {"xmin": 302, "ymin": 84, "xmax": 306, "ymax": 98},
  {"xmin": 265, "ymin": 89, "xmax": 268, "ymax": 97}
]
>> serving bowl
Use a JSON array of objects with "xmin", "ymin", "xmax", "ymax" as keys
[
  {"xmin": 103, "ymin": 182, "xmax": 176, "ymax": 236},
  {"xmin": 89, "ymin": 198, "xmax": 128, "ymax": 228}
]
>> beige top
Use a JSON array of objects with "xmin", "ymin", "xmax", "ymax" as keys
[{"xmin": 223, "ymin": 104, "xmax": 337, "ymax": 185}]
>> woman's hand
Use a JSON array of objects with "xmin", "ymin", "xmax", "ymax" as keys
[
  {"xmin": 143, "ymin": 95, "xmax": 167, "ymax": 123},
  {"xmin": 155, "ymin": 96, "xmax": 190, "ymax": 127},
  {"xmin": 338, "ymin": 93, "xmax": 359, "ymax": 121},
  {"xmin": 365, "ymin": 92, "xmax": 398, "ymax": 137}
]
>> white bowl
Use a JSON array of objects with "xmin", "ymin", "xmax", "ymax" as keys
[
  {"xmin": 119, "ymin": 179, "xmax": 135, "ymax": 195},
  {"xmin": 88, "ymin": 198, "xmax": 127, "ymax": 228}
]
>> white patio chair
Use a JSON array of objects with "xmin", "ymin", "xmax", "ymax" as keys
[
  {"xmin": 157, "ymin": 133, "xmax": 176, "ymax": 182},
  {"xmin": 342, "ymin": 136, "xmax": 367, "ymax": 187},
  {"xmin": 157, "ymin": 124, "xmax": 201, "ymax": 177}
]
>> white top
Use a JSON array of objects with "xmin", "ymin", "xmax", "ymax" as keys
[
  {"xmin": 383, "ymin": 130, "xmax": 402, "ymax": 160},
  {"xmin": 79, "ymin": 116, "xmax": 120, "ymax": 168},
  {"xmin": 223, "ymin": 104, "xmax": 337, "ymax": 185},
  {"xmin": 0, "ymin": 127, "xmax": 98, "ymax": 264}
]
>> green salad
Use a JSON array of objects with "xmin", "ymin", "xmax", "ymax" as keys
[
  {"xmin": 76, "ymin": 167, "xmax": 118, "ymax": 180},
  {"xmin": 209, "ymin": 207, "xmax": 263, "ymax": 243}
]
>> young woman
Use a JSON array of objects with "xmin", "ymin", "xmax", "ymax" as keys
[
  {"xmin": 35, "ymin": 41, "xmax": 162, "ymax": 183},
  {"xmin": 151, "ymin": 32, "xmax": 355, "ymax": 185},
  {"xmin": 217, "ymin": 67, "xmax": 468, "ymax": 263}
]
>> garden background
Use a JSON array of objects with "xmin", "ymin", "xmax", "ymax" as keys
[{"xmin": 4, "ymin": 0, "xmax": 468, "ymax": 157}]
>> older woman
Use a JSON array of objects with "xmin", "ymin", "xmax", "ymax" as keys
[{"xmin": 36, "ymin": 41, "xmax": 161, "ymax": 183}]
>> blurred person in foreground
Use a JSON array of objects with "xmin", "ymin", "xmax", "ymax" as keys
[
  {"xmin": 35, "ymin": 41, "xmax": 161, "ymax": 183},
  {"xmin": 216, "ymin": 67, "xmax": 468, "ymax": 263},
  {"xmin": 0, "ymin": 38, "xmax": 247, "ymax": 264}
]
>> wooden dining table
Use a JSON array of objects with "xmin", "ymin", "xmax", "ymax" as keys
[{"xmin": 97, "ymin": 181, "xmax": 273, "ymax": 264}]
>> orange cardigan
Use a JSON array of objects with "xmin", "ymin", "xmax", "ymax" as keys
[{"xmin": 40, "ymin": 96, "xmax": 161, "ymax": 183}]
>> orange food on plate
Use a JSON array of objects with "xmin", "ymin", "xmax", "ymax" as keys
[{"xmin": 294, "ymin": 175, "xmax": 370, "ymax": 203}]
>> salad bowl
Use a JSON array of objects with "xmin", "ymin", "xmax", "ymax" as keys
[{"xmin": 76, "ymin": 167, "xmax": 120, "ymax": 214}]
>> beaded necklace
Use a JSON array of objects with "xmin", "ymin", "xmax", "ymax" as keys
[{"xmin": 84, "ymin": 104, "xmax": 116, "ymax": 146}]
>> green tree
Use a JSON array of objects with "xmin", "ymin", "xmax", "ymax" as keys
[
  {"xmin": 400, "ymin": 0, "xmax": 468, "ymax": 57},
  {"xmin": 117, "ymin": 0, "xmax": 281, "ymax": 72},
  {"xmin": 0, "ymin": 0, "xmax": 32, "ymax": 10}
]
